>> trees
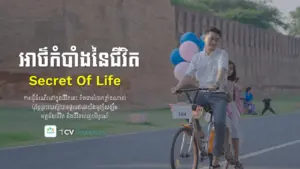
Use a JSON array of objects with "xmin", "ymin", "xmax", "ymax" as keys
[
  {"xmin": 287, "ymin": 7, "xmax": 300, "ymax": 36},
  {"xmin": 172, "ymin": 0, "xmax": 287, "ymax": 31}
]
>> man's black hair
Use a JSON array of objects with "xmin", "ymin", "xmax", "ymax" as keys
[
  {"xmin": 228, "ymin": 60, "xmax": 236, "ymax": 82},
  {"xmin": 205, "ymin": 27, "xmax": 222, "ymax": 37}
]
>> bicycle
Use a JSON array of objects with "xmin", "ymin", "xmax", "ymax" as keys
[{"xmin": 169, "ymin": 88, "xmax": 241, "ymax": 169}]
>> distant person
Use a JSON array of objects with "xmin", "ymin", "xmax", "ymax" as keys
[
  {"xmin": 244, "ymin": 87, "xmax": 253, "ymax": 103},
  {"xmin": 244, "ymin": 87, "xmax": 257, "ymax": 115},
  {"xmin": 261, "ymin": 98, "xmax": 276, "ymax": 116}
]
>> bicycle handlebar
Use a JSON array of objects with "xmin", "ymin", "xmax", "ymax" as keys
[
  {"xmin": 174, "ymin": 87, "xmax": 220, "ymax": 104},
  {"xmin": 176, "ymin": 87, "xmax": 219, "ymax": 93}
]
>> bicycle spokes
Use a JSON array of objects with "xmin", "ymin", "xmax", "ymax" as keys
[
  {"xmin": 179, "ymin": 132, "xmax": 194, "ymax": 155},
  {"xmin": 179, "ymin": 132, "xmax": 186, "ymax": 154}
]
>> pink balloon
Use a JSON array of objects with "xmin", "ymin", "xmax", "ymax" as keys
[
  {"xmin": 174, "ymin": 62, "xmax": 190, "ymax": 81},
  {"xmin": 179, "ymin": 41, "xmax": 199, "ymax": 62}
]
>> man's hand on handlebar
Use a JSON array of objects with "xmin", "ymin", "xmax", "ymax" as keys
[
  {"xmin": 171, "ymin": 84, "xmax": 220, "ymax": 94},
  {"xmin": 171, "ymin": 86, "xmax": 179, "ymax": 94},
  {"xmin": 208, "ymin": 84, "xmax": 219, "ymax": 91}
]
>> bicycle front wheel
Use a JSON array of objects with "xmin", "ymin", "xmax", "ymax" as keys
[{"xmin": 170, "ymin": 127, "xmax": 199, "ymax": 169}]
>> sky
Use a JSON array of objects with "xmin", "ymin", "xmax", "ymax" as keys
[
  {"xmin": 268, "ymin": 0, "xmax": 300, "ymax": 34},
  {"xmin": 271, "ymin": 0, "xmax": 300, "ymax": 17}
]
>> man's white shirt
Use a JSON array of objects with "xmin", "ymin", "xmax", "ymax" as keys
[{"xmin": 185, "ymin": 48, "xmax": 229, "ymax": 93}]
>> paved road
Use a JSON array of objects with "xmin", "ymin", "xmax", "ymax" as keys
[{"xmin": 1, "ymin": 112, "xmax": 300, "ymax": 169}]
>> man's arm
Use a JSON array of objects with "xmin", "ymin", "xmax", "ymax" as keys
[{"xmin": 175, "ymin": 75, "xmax": 196, "ymax": 89}]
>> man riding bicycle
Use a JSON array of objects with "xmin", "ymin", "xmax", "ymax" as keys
[{"xmin": 171, "ymin": 27, "xmax": 236, "ymax": 169}]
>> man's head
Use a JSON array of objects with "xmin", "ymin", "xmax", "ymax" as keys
[{"xmin": 203, "ymin": 27, "xmax": 222, "ymax": 52}]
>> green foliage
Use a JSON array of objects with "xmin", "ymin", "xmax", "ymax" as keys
[
  {"xmin": 172, "ymin": 0, "xmax": 287, "ymax": 30},
  {"xmin": 171, "ymin": 0, "xmax": 213, "ymax": 12}
]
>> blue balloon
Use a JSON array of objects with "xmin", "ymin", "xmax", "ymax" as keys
[
  {"xmin": 197, "ymin": 39, "xmax": 205, "ymax": 51},
  {"xmin": 180, "ymin": 32, "xmax": 199, "ymax": 44},
  {"xmin": 170, "ymin": 48, "xmax": 184, "ymax": 65},
  {"xmin": 180, "ymin": 32, "xmax": 205, "ymax": 51}
]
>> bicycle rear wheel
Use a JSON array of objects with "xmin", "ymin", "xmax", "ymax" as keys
[{"xmin": 170, "ymin": 127, "xmax": 199, "ymax": 169}]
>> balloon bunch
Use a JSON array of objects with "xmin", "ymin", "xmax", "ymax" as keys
[{"xmin": 170, "ymin": 32, "xmax": 205, "ymax": 81}]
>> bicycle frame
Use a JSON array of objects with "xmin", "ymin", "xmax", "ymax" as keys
[
  {"xmin": 172, "ymin": 87, "xmax": 241, "ymax": 169},
  {"xmin": 176, "ymin": 88, "xmax": 214, "ymax": 157}
]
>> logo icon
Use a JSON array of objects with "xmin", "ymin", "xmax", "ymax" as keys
[{"xmin": 44, "ymin": 125, "xmax": 57, "ymax": 138}]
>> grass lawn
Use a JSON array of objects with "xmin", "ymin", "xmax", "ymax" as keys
[
  {"xmin": 241, "ymin": 97, "xmax": 300, "ymax": 118},
  {"xmin": 0, "ymin": 95, "xmax": 299, "ymax": 148},
  {"xmin": 0, "ymin": 107, "xmax": 186, "ymax": 148}
]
